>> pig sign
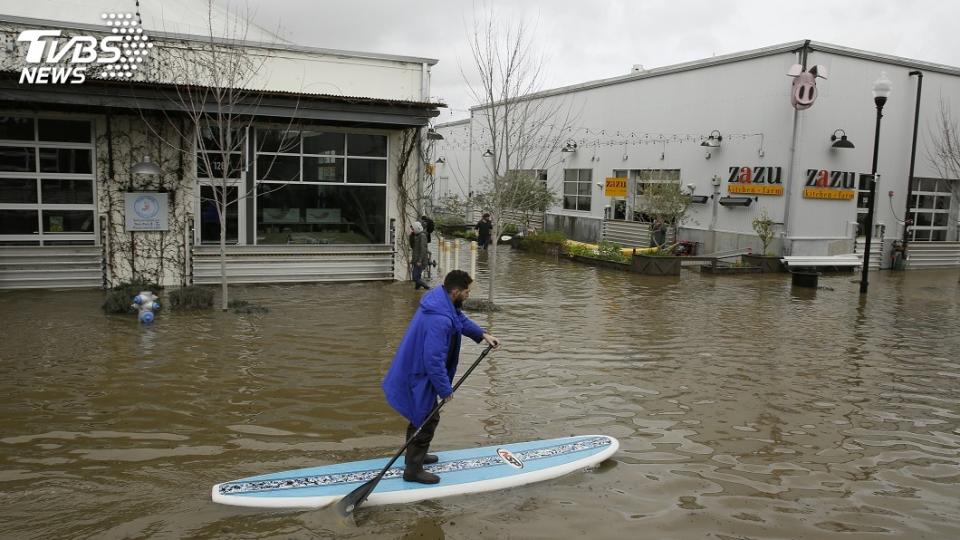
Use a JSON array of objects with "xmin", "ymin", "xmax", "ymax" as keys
[{"xmin": 787, "ymin": 64, "xmax": 827, "ymax": 110}]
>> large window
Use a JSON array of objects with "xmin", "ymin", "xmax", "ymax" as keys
[
  {"xmin": 254, "ymin": 128, "xmax": 388, "ymax": 244},
  {"xmin": 563, "ymin": 169, "xmax": 592, "ymax": 211},
  {"xmin": 908, "ymin": 178, "xmax": 955, "ymax": 242},
  {"xmin": 0, "ymin": 116, "xmax": 95, "ymax": 246},
  {"xmin": 256, "ymin": 183, "xmax": 385, "ymax": 244}
]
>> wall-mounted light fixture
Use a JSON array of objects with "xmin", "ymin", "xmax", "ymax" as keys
[
  {"xmin": 426, "ymin": 128, "xmax": 444, "ymax": 140},
  {"xmin": 435, "ymin": 156, "xmax": 446, "ymax": 164},
  {"xmin": 132, "ymin": 155, "xmax": 161, "ymax": 175},
  {"xmin": 700, "ymin": 129, "xmax": 723, "ymax": 148},
  {"xmin": 830, "ymin": 128, "xmax": 855, "ymax": 149},
  {"xmin": 718, "ymin": 196, "xmax": 755, "ymax": 207},
  {"xmin": 560, "ymin": 139, "xmax": 578, "ymax": 153},
  {"xmin": 482, "ymin": 149, "xmax": 494, "ymax": 158}
]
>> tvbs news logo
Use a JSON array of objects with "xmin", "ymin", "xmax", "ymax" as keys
[{"xmin": 17, "ymin": 12, "xmax": 153, "ymax": 84}]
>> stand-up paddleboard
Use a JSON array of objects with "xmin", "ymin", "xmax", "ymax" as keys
[{"xmin": 212, "ymin": 434, "xmax": 618, "ymax": 509}]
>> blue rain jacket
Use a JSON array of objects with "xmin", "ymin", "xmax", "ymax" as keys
[{"xmin": 382, "ymin": 286, "xmax": 485, "ymax": 427}]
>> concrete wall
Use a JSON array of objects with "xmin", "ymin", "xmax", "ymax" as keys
[{"xmin": 545, "ymin": 213, "xmax": 602, "ymax": 243}]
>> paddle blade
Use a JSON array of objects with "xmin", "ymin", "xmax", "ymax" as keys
[{"xmin": 335, "ymin": 477, "xmax": 379, "ymax": 517}]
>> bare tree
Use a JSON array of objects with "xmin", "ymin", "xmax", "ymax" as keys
[
  {"xmin": 930, "ymin": 100, "xmax": 960, "ymax": 180},
  {"xmin": 143, "ymin": 1, "xmax": 295, "ymax": 310},
  {"xmin": 463, "ymin": 9, "xmax": 579, "ymax": 306}
]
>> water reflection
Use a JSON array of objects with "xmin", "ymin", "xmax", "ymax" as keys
[{"xmin": 0, "ymin": 253, "xmax": 959, "ymax": 538}]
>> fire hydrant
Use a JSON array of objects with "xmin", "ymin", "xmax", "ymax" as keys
[{"xmin": 132, "ymin": 291, "xmax": 160, "ymax": 324}]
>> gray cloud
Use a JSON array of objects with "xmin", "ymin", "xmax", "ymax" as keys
[{"xmin": 247, "ymin": 0, "xmax": 960, "ymax": 120}]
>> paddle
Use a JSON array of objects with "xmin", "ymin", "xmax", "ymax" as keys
[{"xmin": 335, "ymin": 344, "xmax": 495, "ymax": 517}]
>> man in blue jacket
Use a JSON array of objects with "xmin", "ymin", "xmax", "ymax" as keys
[{"xmin": 382, "ymin": 270, "xmax": 501, "ymax": 484}]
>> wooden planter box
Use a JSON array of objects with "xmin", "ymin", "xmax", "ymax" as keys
[
  {"xmin": 571, "ymin": 255, "xmax": 631, "ymax": 272},
  {"xmin": 631, "ymin": 254, "xmax": 681, "ymax": 275},
  {"xmin": 742, "ymin": 254, "xmax": 784, "ymax": 273},
  {"xmin": 516, "ymin": 241, "xmax": 563, "ymax": 257}
]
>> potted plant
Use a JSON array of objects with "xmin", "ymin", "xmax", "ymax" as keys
[
  {"xmin": 629, "ymin": 182, "xmax": 689, "ymax": 276},
  {"xmin": 743, "ymin": 209, "xmax": 783, "ymax": 273}
]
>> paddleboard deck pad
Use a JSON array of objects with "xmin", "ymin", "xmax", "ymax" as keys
[{"xmin": 212, "ymin": 434, "xmax": 618, "ymax": 508}]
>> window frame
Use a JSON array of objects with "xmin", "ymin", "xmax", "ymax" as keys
[
  {"xmin": 908, "ymin": 177, "xmax": 955, "ymax": 242},
  {"xmin": 250, "ymin": 126, "xmax": 391, "ymax": 245},
  {"xmin": 562, "ymin": 168, "xmax": 592, "ymax": 212},
  {"xmin": 0, "ymin": 114, "xmax": 97, "ymax": 246}
]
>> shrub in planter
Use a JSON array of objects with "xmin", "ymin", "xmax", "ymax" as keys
[
  {"xmin": 565, "ymin": 243, "xmax": 595, "ymax": 258},
  {"xmin": 518, "ymin": 231, "xmax": 567, "ymax": 254},
  {"xmin": 168, "ymin": 286, "xmax": 215, "ymax": 310},
  {"xmin": 752, "ymin": 209, "xmax": 776, "ymax": 255},
  {"xmin": 102, "ymin": 279, "xmax": 161, "ymax": 314},
  {"xmin": 597, "ymin": 240, "xmax": 629, "ymax": 263}
]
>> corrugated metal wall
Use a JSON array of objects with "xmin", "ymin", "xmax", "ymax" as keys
[
  {"xmin": 0, "ymin": 247, "xmax": 103, "ymax": 289},
  {"xmin": 191, "ymin": 244, "xmax": 394, "ymax": 285},
  {"xmin": 906, "ymin": 242, "xmax": 960, "ymax": 269},
  {"xmin": 854, "ymin": 239, "xmax": 883, "ymax": 270},
  {"xmin": 601, "ymin": 220, "xmax": 676, "ymax": 247}
]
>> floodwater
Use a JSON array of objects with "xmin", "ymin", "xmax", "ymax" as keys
[{"xmin": 1, "ymin": 250, "xmax": 959, "ymax": 540}]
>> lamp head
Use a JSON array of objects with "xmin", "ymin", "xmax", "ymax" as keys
[
  {"xmin": 700, "ymin": 130, "xmax": 722, "ymax": 148},
  {"xmin": 830, "ymin": 129, "xmax": 855, "ymax": 149},
  {"xmin": 873, "ymin": 71, "xmax": 892, "ymax": 107},
  {"xmin": 132, "ymin": 155, "xmax": 161, "ymax": 175},
  {"xmin": 560, "ymin": 139, "xmax": 578, "ymax": 153}
]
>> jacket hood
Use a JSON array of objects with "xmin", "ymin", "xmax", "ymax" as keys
[{"xmin": 419, "ymin": 286, "xmax": 457, "ymax": 322}]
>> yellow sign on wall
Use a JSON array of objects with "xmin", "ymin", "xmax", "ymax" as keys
[
  {"xmin": 803, "ymin": 187, "xmax": 855, "ymax": 200},
  {"xmin": 604, "ymin": 177, "xmax": 627, "ymax": 197},
  {"xmin": 729, "ymin": 184, "xmax": 784, "ymax": 196}
]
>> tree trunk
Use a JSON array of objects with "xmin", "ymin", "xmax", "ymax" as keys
[
  {"xmin": 487, "ymin": 218, "xmax": 499, "ymax": 305},
  {"xmin": 219, "ymin": 194, "xmax": 228, "ymax": 311}
]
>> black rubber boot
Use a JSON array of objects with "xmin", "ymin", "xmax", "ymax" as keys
[{"xmin": 403, "ymin": 444, "xmax": 440, "ymax": 484}]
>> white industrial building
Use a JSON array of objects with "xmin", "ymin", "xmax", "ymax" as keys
[
  {"xmin": 434, "ymin": 41, "xmax": 960, "ymax": 269},
  {"xmin": 0, "ymin": 3, "xmax": 441, "ymax": 289}
]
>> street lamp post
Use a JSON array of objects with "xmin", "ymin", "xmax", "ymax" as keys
[{"xmin": 860, "ymin": 72, "xmax": 892, "ymax": 295}]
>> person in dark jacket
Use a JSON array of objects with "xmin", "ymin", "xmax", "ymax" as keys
[
  {"xmin": 420, "ymin": 215, "xmax": 435, "ymax": 243},
  {"xmin": 475, "ymin": 213, "xmax": 493, "ymax": 249},
  {"xmin": 410, "ymin": 221, "xmax": 430, "ymax": 290},
  {"xmin": 382, "ymin": 270, "xmax": 501, "ymax": 484}
]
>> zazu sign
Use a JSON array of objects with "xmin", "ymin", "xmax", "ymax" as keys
[
  {"xmin": 803, "ymin": 169, "xmax": 856, "ymax": 200},
  {"xmin": 604, "ymin": 177, "xmax": 627, "ymax": 197},
  {"xmin": 727, "ymin": 166, "xmax": 784, "ymax": 196}
]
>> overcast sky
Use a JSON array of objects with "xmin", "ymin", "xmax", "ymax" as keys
[{"xmin": 245, "ymin": 0, "xmax": 960, "ymax": 122}]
